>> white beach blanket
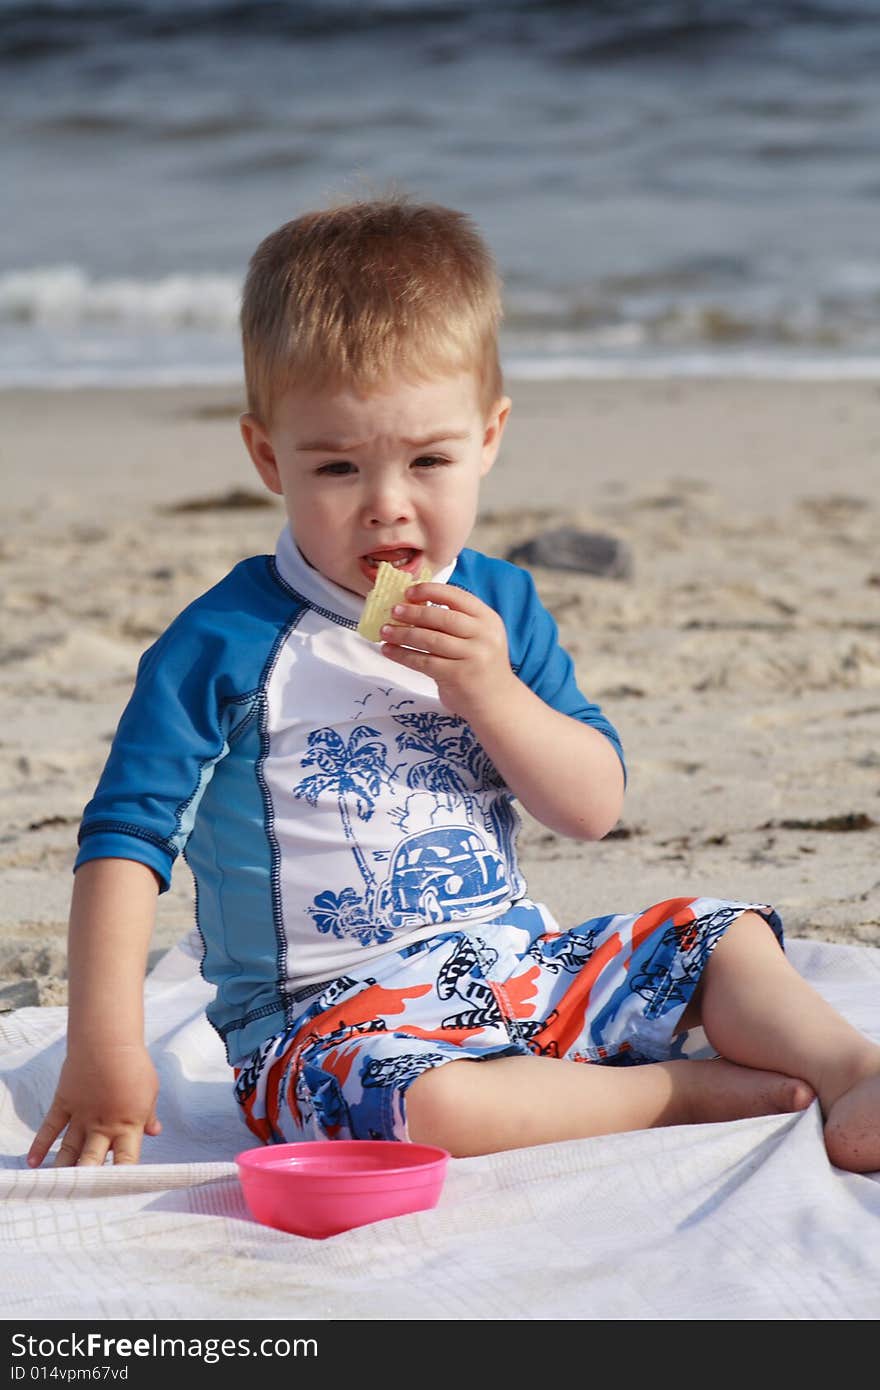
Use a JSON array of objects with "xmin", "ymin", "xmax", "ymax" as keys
[{"xmin": 1, "ymin": 935, "xmax": 879, "ymax": 1322}]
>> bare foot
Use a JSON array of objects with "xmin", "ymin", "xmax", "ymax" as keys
[
  {"xmin": 824, "ymin": 1072, "xmax": 880, "ymax": 1173},
  {"xmin": 680, "ymin": 1059, "xmax": 814, "ymax": 1126}
]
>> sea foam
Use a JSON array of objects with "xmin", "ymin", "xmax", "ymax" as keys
[{"xmin": 0, "ymin": 268, "xmax": 241, "ymax": 330}]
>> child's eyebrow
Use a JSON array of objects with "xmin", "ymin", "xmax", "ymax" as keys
[{"xmin": 296, "ymin": 430, "xmax": 471, "ymax": 452}]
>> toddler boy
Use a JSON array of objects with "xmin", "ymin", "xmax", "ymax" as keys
[{"xmin": 29, "ymin": 198, "xmax": 880, "ymax": 1171}]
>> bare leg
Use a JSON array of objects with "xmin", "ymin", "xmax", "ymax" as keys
[
  {"xmin": 406, "ymin": 1052, "xmax": 812, "ymax": 1158},
  {"xmin": 685, "ymin": 911, "xmax": 880, "ymax": 1173}
]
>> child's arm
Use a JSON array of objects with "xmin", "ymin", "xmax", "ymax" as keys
[
  {"xmin": 379, "ymin": 582, "xmax": 625, "ymax": 841},
  {"xmin": 27, "ymin": 857, "xmax": 162, "ymax": 1168}
]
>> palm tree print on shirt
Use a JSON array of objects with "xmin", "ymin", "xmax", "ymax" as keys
[
  {"xmin": 293, "ymin": 724, "xmax": 397, "ymax": 946},
  {"xmin": 391, "ymin": 712, "xmax": 503, "ymax": 822},
  {"xmin": 391, "ymin": 712, "xmax": 520, "ymax": 885},
  {"xmin": 292, "ymin": 712, "xmax": 518, "ymax": 945}
]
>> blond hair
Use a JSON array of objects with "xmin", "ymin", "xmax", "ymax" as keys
[{"xmin": 240, "ymin": 195, "xmax": 503, "ymax": 422}]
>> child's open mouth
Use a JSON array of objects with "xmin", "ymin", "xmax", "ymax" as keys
[{"xmin": 359, "ymin": 548, "xmax": 423, "ymax": 583}]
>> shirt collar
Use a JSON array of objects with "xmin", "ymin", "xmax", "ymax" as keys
[{"xmin": 273, "ymin": 525, "xmax": 455, "ymax": 623}]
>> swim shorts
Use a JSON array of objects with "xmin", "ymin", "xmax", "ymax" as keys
[{"xmin": 234, "ymin": 895, "xmax": 783, "ymax": 1144}]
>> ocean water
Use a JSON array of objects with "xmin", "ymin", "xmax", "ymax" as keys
[{"xmin": 4, "ymin": 0, "xmax": 880, "ymax": 387}]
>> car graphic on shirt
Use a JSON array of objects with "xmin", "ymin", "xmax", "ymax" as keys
[{"xmin": 376, "ymin": 826, "xmax": 509, "ymax": 927}]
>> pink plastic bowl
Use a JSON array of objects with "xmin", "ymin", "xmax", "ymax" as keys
[{"xmin": 235, "ymin": 1139, "xmax": 450, "ymax": 1239}]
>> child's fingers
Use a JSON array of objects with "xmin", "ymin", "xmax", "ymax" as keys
[
  {"xmin": 391, "ymin": 601, "xmax": 476, "ymax": 637},
  {"xmin": 380, "ymin": 642, "xmax": 432, "ymax": 675},
  {"xmin": 60, "ymin": 1121, "xmax": 146, "ymax": 1167},
  {"xmin": 109, "ymin": 1130, "xmax": 144, "ymax": 1166},
  {"xmin": 27, "ymin": 1101, "xmax": 71, "ymax": 1168},
  {"xmin": 403, "ymin": 582, "xmax": 486, "ymax": 617},
  {"xmin": 53, "ymin": 1126, "xmax": 87, "ymax": 1168},
  {"xmin": 75, "ymin": 1130, "xmax": 113, "ymax": 1168},
  {"xmin": 381, "ymin": 622, "xmax": 463, "ymax": 660}
]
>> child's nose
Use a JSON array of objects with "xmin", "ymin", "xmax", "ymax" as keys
[{"xmin": 363, "ymin": 480, "xmax": 410, "ymax": 527}]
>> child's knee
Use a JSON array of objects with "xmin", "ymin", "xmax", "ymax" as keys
[{"xmin": 405, "ymin": 1059, "xmax": 481, "ymax": 1155}]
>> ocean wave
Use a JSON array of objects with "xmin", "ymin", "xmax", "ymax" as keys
[
  {"xmin": 4, "ymin": 346, "xmax": 880, "ymax": 391},
  {"xmin": 504, "ymin": 349, "xmax": 880, "ymax": 382},
  {"xmin": 502, "ymin": 278, "xmax": 880, "ymax": 352},
  {"xmin": 0, "ymin": 267, "xmax": 241, "ymax": 329},
  {"xmin": 4, "ymin": 262, "xmax": 880, "ymax": 357}
]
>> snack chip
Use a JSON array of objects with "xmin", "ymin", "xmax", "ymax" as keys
[{"xmin": 357, "ymin": 560, "xmax": 431, "ymax": 643}]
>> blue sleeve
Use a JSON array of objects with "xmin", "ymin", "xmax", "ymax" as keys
[
  {"xmin": 451, "ymin": 550, "xmax": 626, "ymax": 783},
  {"xmin": 74, "ymin": 556, "xmax": 294, "ymax": 891},
  {"xmin": 75, "ymin": 623, "xmax": 235, "ymax": 891}
]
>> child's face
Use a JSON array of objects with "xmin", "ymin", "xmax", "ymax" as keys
[{"xmin": 241, "ymin": 372, "xmax": 510, "ymax": 597}]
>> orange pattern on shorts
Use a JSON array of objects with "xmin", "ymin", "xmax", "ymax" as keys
[
  {"xmin": 531, "ymin": 932, "xmax": 623, "ymax": 1055},
  {"xmin": 319, "ymin": 1040, "xmax": 361, "ymax": 1089},
  {"xmin": 251, "ymin": 980, "xmax": 434, "ymax": 1130},
  {"xmin": 398, "ymin": 1021, "xmax": 487, "ymax": 1045},
  {"xmin": 630, "ymin": 897, "xmax": 696, "ymax": 954},
  {"xmin": 491, "ymin": 962, "xmax": 542, "ymax": 1020}
]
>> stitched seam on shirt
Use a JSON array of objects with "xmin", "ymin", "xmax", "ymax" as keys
[
  {"xmin": 255, "ymin": 614, "xmax": 306, "ymax": 1029},
  {"xmin": 267, "ymin": 555, "xmax": 359, "ymax": 629},
  {"xmin": 217, "ymin": 999, "xmax": 286, "ymax": 1042},
  {"xmin": 77, "ymin": 821, "xmax": 175, "ymax": 854}
]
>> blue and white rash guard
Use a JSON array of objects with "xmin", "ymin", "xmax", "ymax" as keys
[{"xmin": 76, "ymin": 528, "xmax": 625, "ymax": 1064}]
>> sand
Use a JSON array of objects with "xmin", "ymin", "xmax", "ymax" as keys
[{"xmin": 1, "ymin": 377, "xmax": 878, "ymax": 1010}]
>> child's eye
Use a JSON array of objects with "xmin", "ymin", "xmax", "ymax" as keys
[
  {"xmin": 412, "ymin": 455, "xmax": 445, "ymax": 469},
  {"xmin": 317, "ymin": 461, "xmax": 355, "ymax": 476}
]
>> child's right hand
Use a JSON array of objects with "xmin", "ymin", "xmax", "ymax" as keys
[{"xmin": 27, "ymin": 1043, "xmax": 162, "ymax": 1168}]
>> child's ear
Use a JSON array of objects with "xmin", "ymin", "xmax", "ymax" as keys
[
  {"xmin": 240, "ymin": 413, "xmax": 283, "ymax": 496},
  {"xmin": 480, "ymin": 395, "xmax": 511, "ymax": 477}
]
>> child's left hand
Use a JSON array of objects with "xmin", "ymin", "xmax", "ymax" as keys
[{"xmin": 380, "ymin": 581, "xmax": 515, "ymax": 721}]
